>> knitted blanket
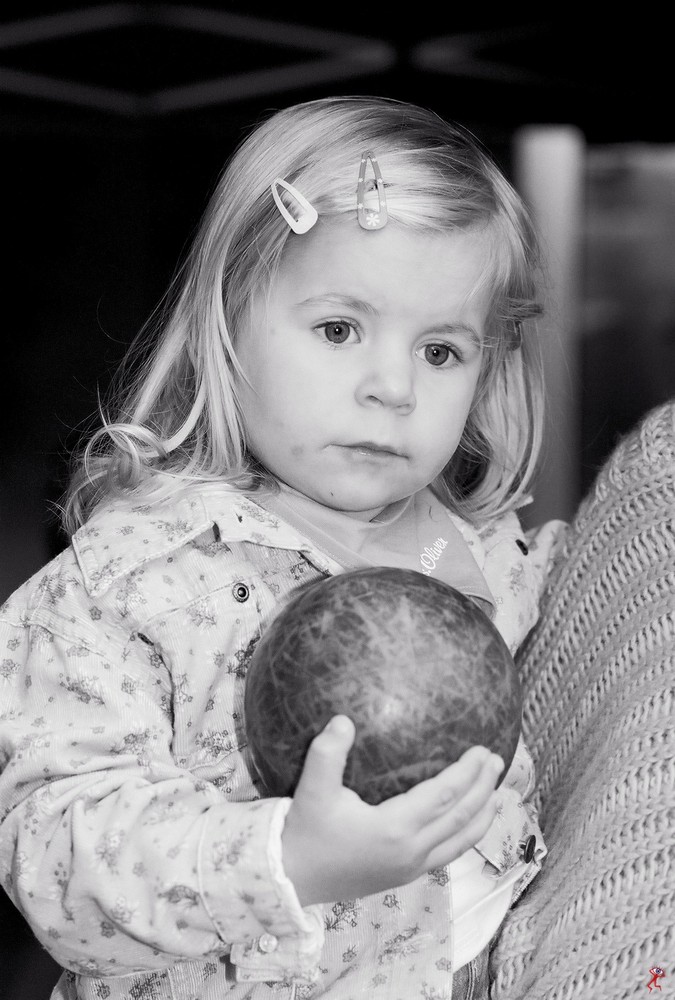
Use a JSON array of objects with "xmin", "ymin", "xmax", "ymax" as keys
[{"xmin": 490, "ymin": 400, "xmax": 675, "ymax": 1000}]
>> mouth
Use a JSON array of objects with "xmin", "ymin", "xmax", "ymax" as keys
[{"xmin": 338, "ymin": 441, "xmax": 405, "ymax": 458}]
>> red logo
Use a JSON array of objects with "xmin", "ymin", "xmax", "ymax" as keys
[{"xmin": 648, "ymin": 968, "xmax": 665, "ymax": 992}]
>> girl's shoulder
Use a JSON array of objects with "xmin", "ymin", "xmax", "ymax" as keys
[
  {"xmin": 0, "ymin": 489, "xmax": 213, "ymax": 634},
  {"xmin": 0, "ymin": 486, "xmax": 306, "ymax": 644},
  {"xmin": 458, "ymin": 509, "xmax": 568, "ymax": 654},
  {"xmin": 70, "ymin": 489, "xmax": 218, "ymax": 600},
  {"xmin": 70, "ymin": 484, "xmax": 337, "ymax": 602},
  {"xmin": 1, "ymin": 487, "xmax": 227, "ymax": 615},
  {"xmin": 473, "ymin": 509, "xmax": 567, "ymax": 571}
]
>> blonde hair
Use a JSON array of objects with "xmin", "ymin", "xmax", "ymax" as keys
[{"xmin": 63, "ymin": 95, "xmax": 545, "ymax": 536}]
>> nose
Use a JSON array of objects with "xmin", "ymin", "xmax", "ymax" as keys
[{"xmin": 355, "ymin": 347, "xmax": 416, "ymax": 413}]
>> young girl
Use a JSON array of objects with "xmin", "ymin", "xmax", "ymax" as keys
[{"xmin": 0, "ymin": 95, "xmax": 565, "ymax": 1000}]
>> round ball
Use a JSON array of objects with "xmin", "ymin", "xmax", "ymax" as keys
[{"xmin": 244, "ymin": 567, "xmax": 522, "ymax": 805}]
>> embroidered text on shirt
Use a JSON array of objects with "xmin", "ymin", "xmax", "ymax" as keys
[{"xmin": 420, "ymin": 537, "xmax": 448, "ymax": 575}]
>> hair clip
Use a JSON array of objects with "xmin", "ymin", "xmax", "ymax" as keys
[
  {"xmin": 271, "ymin": 177, "xmax": 318, "ymax": 235},
  {"xmin": 357, "ymin": 151, "xmax": 388, "ymax": 230}
]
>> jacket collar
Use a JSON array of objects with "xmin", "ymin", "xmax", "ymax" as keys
[{"xmin": 72, "ymin": 487, "xmax": 342, "ymax": 597}]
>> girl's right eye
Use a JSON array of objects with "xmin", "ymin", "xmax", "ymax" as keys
[{"xmin": 317, "ymin": 321, "xmax": 357, "ymax": 345}]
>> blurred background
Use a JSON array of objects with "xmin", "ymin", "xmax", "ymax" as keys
[{"xmin": 1, "ymin": 5, "xmax": 675, "ymax": 996}]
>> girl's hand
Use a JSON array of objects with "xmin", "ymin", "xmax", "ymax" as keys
[{"xmin": 281, "ymin": 715, "xmax": 504, "ymax": 906}]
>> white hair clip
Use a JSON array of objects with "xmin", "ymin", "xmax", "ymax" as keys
[
  {"xmin": 271, "ymin": 177, "xmax": 318, "ymax": 235},
  {"xmin": 357, "ymin": 151, "xmax": 388, "ymax": 230}
]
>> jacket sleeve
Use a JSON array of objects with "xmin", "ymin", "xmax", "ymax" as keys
[{"xmin": 0, "ymin": 567, "xmax": 323, "ymax": 980}]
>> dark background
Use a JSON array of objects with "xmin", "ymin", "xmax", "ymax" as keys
[{"xmin": 2, "ymin": 6, "xmax": 675, "ymax": 997}]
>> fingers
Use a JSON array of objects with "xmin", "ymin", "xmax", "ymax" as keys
[
  {"xmin": 424, "ymin": 791, "xmax": 499, "ymax": 871},
  {"xmin": 382, "ymin": 747, "xmax": 502, "ymax": 869},
  {"xmin": 381, "ymin": 745, "xmax": 502, "ymax": 846},
  {"xmin": 420, "ymin": 747, "xmax": 503, "ymax": 843},
  {"xmin": 434, "ymin": 746, "xmax": 504, "ymax": 811},
  {"xmin": 293, "ymin": 715, "xmax": 356, "ymax": 802},
  {"xmin": 401, "ymin": 745, "xmax": 502, "ymax": 817}
]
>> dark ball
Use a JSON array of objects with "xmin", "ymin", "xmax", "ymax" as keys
[{"xmin": 244, "ymin": 567, "xmax": 522, "ymax": 805}]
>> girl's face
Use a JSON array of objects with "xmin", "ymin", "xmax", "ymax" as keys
[{"xmin": 235, "ymin": 219, "xmax": 492, "ymax": 518}]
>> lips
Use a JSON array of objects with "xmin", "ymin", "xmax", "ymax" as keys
[{"xmin": 340, "ymin": 441, "xmax": 404, "ymax": 457}]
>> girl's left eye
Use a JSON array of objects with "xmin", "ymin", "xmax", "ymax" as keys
[
  {"xmin": 420, "ymin": 343, "xmax": 455, "ymax": 367},
  {"xmin": 318, "ymin": 321, "xmax": 356, "ymax": 345}
]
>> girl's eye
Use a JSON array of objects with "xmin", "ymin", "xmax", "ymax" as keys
[
  {"xmin": 422, "ymin": 343, "xmax": 453, "ymax": 367},
  {"xmin": 319, "ymin": 321, "xmax": 354, "ymax": 345}
]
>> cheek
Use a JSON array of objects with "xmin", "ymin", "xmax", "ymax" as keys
[
  {"xmin": 422, "ymin": 381, "xmax": 478, "ymax": 452},
  {"xmin": 432, "ymin": 377, "xmax": 477, "ymax": 419}
]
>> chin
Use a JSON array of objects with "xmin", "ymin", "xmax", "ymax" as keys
[
  {"xmin": 294, "ymin": 473, "xmax": 413, "ymax": 514},
  {"xmin": 319, "ymin": 489, "xmax": 403, "ymax": 514}
]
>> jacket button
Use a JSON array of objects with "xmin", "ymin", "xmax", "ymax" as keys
[
  {"xmin": 232, "ymin": 582, "xmax": 250, "ymax": 603},
  {"xmin": 257, "ymin": 933, "xmax": 278, "ymax": 953},
  {"xmin": 518, "ymin": 834, "xmax": 537, "ymax": 864}
]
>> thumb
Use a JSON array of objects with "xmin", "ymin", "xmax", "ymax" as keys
[{"xmin": 294, "ymin": 715, "xmax": 356, "ymax": 800}]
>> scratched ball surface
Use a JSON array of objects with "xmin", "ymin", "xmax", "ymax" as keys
[{"xmin": 244, "ymin": 567, "xmax": 522, "ymax": 805}]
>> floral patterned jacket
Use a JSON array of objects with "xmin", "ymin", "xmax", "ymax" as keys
[{"xmin": 0, "ymin": 486, "xmax": 565, "ymax": 1000}]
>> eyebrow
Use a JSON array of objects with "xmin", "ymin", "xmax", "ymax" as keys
[
  {"xmin": 297, "ymin": 294, "xmax": 482, "ymax": 347},
  {"xmin": 297, "ymin": 294, "xmax": 378, "ymax": 315},
  {"xmin": 424, "ymin": 324, "xmax": 482, "ymax": 348}
]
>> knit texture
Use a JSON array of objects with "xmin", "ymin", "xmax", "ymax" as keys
[{"xmin": 490, "ymin": 400, "xmax": 675, "ymax": 1000}]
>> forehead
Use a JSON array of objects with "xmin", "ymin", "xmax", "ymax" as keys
[{"xmin": 272, "ymin": 218, "xmax": 498, "ymax": 315}]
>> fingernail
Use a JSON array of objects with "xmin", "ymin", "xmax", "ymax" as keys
[{"xmin": 491, "ymin": 754, "xmax": 504, "ymax": 774}]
